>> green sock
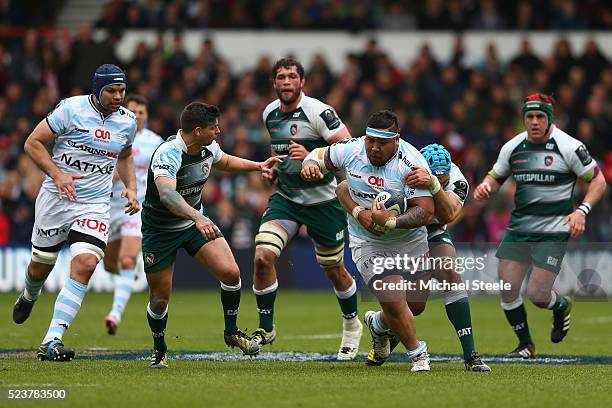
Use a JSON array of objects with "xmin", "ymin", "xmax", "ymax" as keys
[
  {"xmin": 445, "ymin": 299, "xmax": 476, "ymax": 360},
  {"xmin": 220, "ymin": 283, "xmax": 241, "ymax": 334},
  {"xmin": 503, "ymin": 302, "xmax": 533, "ymax": 345},
  {"xmin": 334, "ymin": 280, "xmax": 358, "ymax": 319},
  {"xmin": 255, "ymin": 285, "xmax": 277, "ymax": 332},
  {"xmin": 147, "ymin": 305, "xmax": 168, "ymax": 353}
]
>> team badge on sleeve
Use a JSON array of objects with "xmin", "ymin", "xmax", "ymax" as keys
[
  {"xmin": 574, "ymin": 145, "xmax": 593, "ymax": 166},
  {"xmin": 453, "ymin": 180, "xmax": 468, "ymax": 202},
  {"xmin": 320, "ymin": 109, "xmax": 341, "ymax": 130}
]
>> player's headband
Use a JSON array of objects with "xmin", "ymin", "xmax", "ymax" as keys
[
  {"xmin": 365, "ymin": 127, "xmax": 399, "ymax": 139},
  {"xmin": 522, "ymin": 94, "xmax": 554, "ymax": 133}
]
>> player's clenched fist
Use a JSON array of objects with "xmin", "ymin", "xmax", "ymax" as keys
[{"xmin": 473, "ymin": 181, "xmax": 493, "ymax": 201}]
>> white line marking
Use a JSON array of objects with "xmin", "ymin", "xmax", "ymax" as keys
[{"xmin": 282, "ymin": 334, "xmax": 342, "ymax": 340}]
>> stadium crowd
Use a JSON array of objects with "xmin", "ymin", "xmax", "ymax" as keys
[
  {"xmin": 0, "ymin": 25, "xmax": 611, "ymax": 247},
  {"xmin": 92, "ymin": 0, "xmax": 612, "ymax": 31}
]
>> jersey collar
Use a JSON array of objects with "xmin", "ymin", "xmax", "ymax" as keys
[
  {"xmin": 88, "ymin": 94, "xmax": 114, "ymax": 119},
  {"xmin": 176, "ymin": 130, "xmax": 189, "ymax": 153}
]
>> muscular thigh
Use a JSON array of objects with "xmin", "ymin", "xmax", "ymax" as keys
[{"xmin": 193, "ymin": 237, "xmax": 239, "ymax": 282}]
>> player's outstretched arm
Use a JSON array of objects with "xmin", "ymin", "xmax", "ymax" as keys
[
  {"xmin": 24, "ymin": 119, "xmax": 83, "ymax": 201},
  {"xmin": 564, "ymin": 169, "xmax": 607, "ymax": 238},
  {"xmin": 216, "ymin": 154, "xmax": 285, "ymax": 178},
  {"xmin": 116, "ymin": 147, "xmax": 139, "ymax": 215},
  {"xmin": 301, "ymin": 147, "xmax": 329, "ymax": 180},
  {"xmin": 155, "ymin": 176, "xmax": 219, "ymax": 240},
  {"xmin": 326, "ymin": 127, "xmax": 351, "ymax": 144},
  {"xmin": 405, "ymin": 165, "xmax": 462, "ymax": 224},
  {"xmin": 473, "ymin": 175, "xmax": 501, "ymax": 201}
]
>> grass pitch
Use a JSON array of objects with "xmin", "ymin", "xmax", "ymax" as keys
[{"xmin": 1, "ymin": 290, "xmax": 611, "ymax": 407}]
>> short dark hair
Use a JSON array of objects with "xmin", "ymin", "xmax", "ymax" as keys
[
  {"xmin": 124, "ymin": 93, "xmax": 148, "ymax": 107},
  {"xmin": 366, "ymin": 110, "xmax": 399, "ymax": 132},
  {"xmin": 180, "ymin": 102, "xmax": 220, "ymax": 133},
  {"xmin": 271, "ymin": 57, "xmax": 305, "ymax": 79}
]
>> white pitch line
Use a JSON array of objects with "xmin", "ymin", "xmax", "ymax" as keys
[
  {"xmin": 584, "ymin": 316, "xmax": 612, "ymax": 324},
  {"xmin": 282, "ymin": 334, "xmax": 342, "ymax": 340}
]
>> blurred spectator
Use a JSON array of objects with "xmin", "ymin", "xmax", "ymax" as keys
[{"xmin": 1, "ymin": 21, "xmax": 611, "ymax": 247}]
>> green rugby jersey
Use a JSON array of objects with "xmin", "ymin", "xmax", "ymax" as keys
[
  {"xmin": 263, "ymin": 93, "xmax": 346, "ymax": 206},
  {"xmin": 491, "ymin": 126, "xmax": 596, "ymax": 235},
  {"xmin": 142, "ymin": 131, "xmax": 223, "ymax": 231}
]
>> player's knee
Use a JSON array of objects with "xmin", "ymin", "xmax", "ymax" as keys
[
  {"xmin": 219, "ymin": 264, "xmax": 241, "ymax": 286},
  {"xmin": 28, "ymin": 260, "xmax": 55, "ymax": 279},
  {"xmin": 119, "ymin": 255, "xmax": 137, "ymax": 270},
  {"xmin": 409, "ymin": 302, "xmax": 427, "ymax": 316},
  {"xmin": 254, "ymin": 248, "xmax": 277, "ymax": 273},
  {"xmin": 527, "ymin": 286, "xmax": 549, "ymax": 308},
  {"xmin": 149, "ymin": 297, "xmax": 169, "ymax": 314},
  {"xmin": 73, "ymin": 254, "xmax": 99, "ymax": 272},
  {"xmin": 315, "ymin": 243, "xmax": 344, "ymax": 269}
]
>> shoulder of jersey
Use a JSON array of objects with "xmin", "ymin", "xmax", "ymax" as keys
[
  {"xmin": 263, "ymin": 99, "xmax": 281, "ymax": 120},
  {"xmin": 300, "ymin": 95, "xmax": 332, "ymax": 116},
  {"xmin": 207, "ymin": 140, "xmax": 221, "ymax": 151},
  {"xmin": 156, "ymin": 136, "xmax": 181, "ymax": 155},
  {"xmin": 117, "ymin": 106, "xmax": 137, "ymax": 122},
  {"xmin": 550, "ymin": 126, "xmax": 580, "ymax": 147},
  {"xmin": 398, "ymin": 139, "xmax": 422, "ymax": 157}
]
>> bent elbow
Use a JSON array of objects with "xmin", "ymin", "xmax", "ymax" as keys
[{"xmin": 23, "ymin": 139, "xmax": 35, "ymax": 158}]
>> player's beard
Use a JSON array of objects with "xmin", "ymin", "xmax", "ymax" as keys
[{"xmin": 277, "ymin": 88, "xmax": 301, "ymax": 106}]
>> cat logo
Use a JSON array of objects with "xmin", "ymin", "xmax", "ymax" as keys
[{"xmin": 546, "ymin": 143, "xmax": 555, "ymax": 150}]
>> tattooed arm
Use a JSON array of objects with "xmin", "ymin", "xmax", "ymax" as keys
[
  {"xmin": 155, "ymin": 176, "xmax": 219, "ymax": 240},
  {"xmin": 396, "ymin": 199, "xmax": 435, "ymax": 229},
  {"xmin": 371, "ymin": 196, "xmax": 434, "ymax": 230}
]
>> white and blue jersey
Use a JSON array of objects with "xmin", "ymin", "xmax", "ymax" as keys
[
  {"xmin": 327, "ymin": 137, "xmax": 432, "ymax": 247},
  {"xmin": 111, "ymin": 128, "xmax": 163, "ymax": 206},
  {"xmin": 43, "ymin": 95, "xmax": 137, "ymax": 204}
]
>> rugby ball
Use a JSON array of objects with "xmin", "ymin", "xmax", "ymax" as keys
[{"xmin": 375, "ymin": 191, "xmax": 408, "ymax": 216}]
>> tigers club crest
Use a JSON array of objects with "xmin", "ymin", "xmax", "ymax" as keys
[{"xmin": 544, "ymin": 155, "xmax": 554, "ymax": 167}]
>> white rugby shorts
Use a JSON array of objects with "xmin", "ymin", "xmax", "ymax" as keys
[{"xmin": 31, "ymin": 188, "xmax": 110, "ymax": 250}]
